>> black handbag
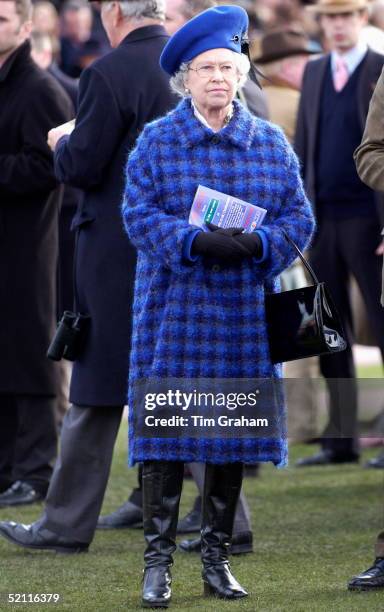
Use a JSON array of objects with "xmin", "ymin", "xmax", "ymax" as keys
[{"xmin": 265, "ymin": 232, "xmax": 347, "ymax": 364}]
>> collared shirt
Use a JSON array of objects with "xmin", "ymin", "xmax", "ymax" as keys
[{"xmin": 331, "ymin": 41, "xmax": 368, "ymax": 77}]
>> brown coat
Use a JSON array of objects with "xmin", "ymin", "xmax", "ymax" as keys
[
  {"xmin": 354, "ymin": 66, "xmax": 384, "ymax": 304},
  {"xmin": 263, "ymin": 84, "xmax": 299, "ymax": 145}
]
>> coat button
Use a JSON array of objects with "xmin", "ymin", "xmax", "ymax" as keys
[
  {"xmin": 211, "ymin": 135, "xmax": 220, "ymax": 144},
  {"xmin": 212, "ymin": 264, "xmax": 221, "ymax": 272}
]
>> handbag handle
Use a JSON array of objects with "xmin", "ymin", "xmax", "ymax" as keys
[{"xmin": 282, "ymin": 230, "xmax": 320, "ymax": 285}]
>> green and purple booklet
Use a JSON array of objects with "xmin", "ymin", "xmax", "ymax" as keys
[{"xmin": 189, "ymin": 185, "xmax": 267, "ymax": 233}]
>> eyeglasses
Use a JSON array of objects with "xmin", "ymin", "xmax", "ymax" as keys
[{"xmin": 188, "ymin": 63, "xmax": 237, "ymax": 79}]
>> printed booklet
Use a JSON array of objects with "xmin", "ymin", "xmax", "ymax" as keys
[{"xmin": 189, "ymin": 185, "xmax": 267, "ymax": 233}]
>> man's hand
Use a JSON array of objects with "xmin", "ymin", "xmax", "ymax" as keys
[{"xmin": 47, "ymin": 120, "xmax": 75, "ymax": 151}]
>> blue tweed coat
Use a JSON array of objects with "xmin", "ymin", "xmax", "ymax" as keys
[{"xmin": 122, "ymin": 98, "xmax": 315, "ymax": 467}]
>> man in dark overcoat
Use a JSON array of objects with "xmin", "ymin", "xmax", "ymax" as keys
[
  {"xmin": 0, "ymin": 0, "xmax": 73, "ymax": 505},
  {"xmin": 0, "ymin": 0, "xmax": 176, "ymax": 552},
  {"xmin": 294, "ymin": 0, "xmax": 384, "ymax": 466}
]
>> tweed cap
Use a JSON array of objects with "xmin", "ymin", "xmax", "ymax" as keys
[
  {"xmin": 160, "ymin": 5, "xmax": 249, "ymax": 76},
  {"xmin": 308, "ymin": 0, "xmax": 368, "ymax": 13}
]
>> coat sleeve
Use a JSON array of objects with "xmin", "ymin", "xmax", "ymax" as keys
[
  {"xmin": 122, "ymin": 127, "xmax": 200, "ymax": 275},
  {"xmin": 255, "ymin": 131, "xmax": 315, "ymax": 281},
  {"xmin": 354, "ymin": 67, "xmax": 384, "ymax": 191},
  {"xmin": 54, "ymin": 65, "xmax": 126, "ymax": 189},
  {"xmin": 0, "ymin": 80, "xmax": 72, "ymax": 197}
]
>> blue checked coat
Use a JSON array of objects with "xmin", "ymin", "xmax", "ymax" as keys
[{"xmin": 122, "ymin": 98, "xmax": 315, "ymax": 467}]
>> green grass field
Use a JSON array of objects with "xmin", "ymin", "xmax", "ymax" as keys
[{"xmin": 0, "ymin": 422, "xmax": 383, "ymax": 612}]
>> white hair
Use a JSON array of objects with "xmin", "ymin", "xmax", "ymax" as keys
[
  {"xmin": 169, "ymin": 51, "xmax": 251, "ymax": 97},
  {"xmin": 104, "ymin": 0, "xmax": 165, "ymax": 20}
]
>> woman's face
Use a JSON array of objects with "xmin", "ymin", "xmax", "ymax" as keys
[{"xmin": 184, "ymin": 48, "xmax": 240, "ymax": 112}]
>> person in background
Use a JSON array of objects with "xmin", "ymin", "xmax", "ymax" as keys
[
  {"xmin": 165, "ymin": 0, "xmax": 215, "ymax": 34},
  {"xmin": 255, "ymin": 28, "xmax": 319, "ymax": 141},
  {"xmin": 348, "ymin": 530, "xmax": 384, "ymax": 589},
  {"xmin": 32, "ymin": 0, "xmax": 60, "ymax": 53},
  {"xmin": 59, "ymin": 0, "xmax": 101, "ymax": 77},
  {"xmin": 0, "ymin": 0, "xmax": 72, "ymax": 506},
  {"xmin": 254, "ymin": 27, "xmax": 320, "ymax": 445},
  {"xmin": 294, "ymin": 0, "xmax": 384, "ymax": 466},
  {"xmin": 354, "ymin": 65, "xmax": 384, "ymax": 468},
  {"xmin": 370, "ymin": 0, "xmax": 384, "ymax": 30},
  {"xmin": 30, "ymin": 29, "xmax": 78, "ymax": 106},
  {"xmin": 0, "ymin": 0, "xmax": 175, "ymax": 552},
  {"xmin": 348, "ymin": 70, "xmax": 384, "ymax": 566}
]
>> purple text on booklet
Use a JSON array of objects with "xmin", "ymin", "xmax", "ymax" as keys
[{"xmin": 189, "ymin": 185, "xmax": 267, "ymax": 233}]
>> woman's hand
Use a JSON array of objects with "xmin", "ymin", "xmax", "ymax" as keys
[
  {"xmin": 192, "ymin": 224, "xmax": 261, "ymax": 261},
  {"xmin": 232, "ymin": 231, "xmax": 263, "ymax": 258}
]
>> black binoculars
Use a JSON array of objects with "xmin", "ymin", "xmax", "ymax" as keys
[{"xmin": 47, "ymin": 311, "xmax": 90, "ymax": 362}]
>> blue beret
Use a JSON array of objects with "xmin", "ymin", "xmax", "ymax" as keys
[{"xmin": 160, "ymin": 5, "xmax": 249, "ymax": 76}]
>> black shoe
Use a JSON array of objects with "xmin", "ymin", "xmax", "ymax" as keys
[
  {"xmin": 176, "ymin": 496, "xmax": 201, "ymax": 534},
  {"xmin": 97, "ymin": 501, "xmax": 143, "ymax": 529},
  {"xmin": 0, "ymin": 520, "xmax": 89, "ymax": 554},
  {"xmin": 348, "ymin": 557, "xmax": 384, "ymax": 590},
  {"xmin": 295, "ymin": 450, "xmax": 359, "ymax": 467},
  {"xmin": 200, "ymin": 463, "xmax": 248, "ymax": 599},
  {"xmin": 0, "ymin": 481, "xmax": 45, "ymax": 507},
  {"xmin": 142, "ymin": 566, "xmax": 172, "ymax": 608},
  {"xmin": 364, "ymin": 453, "xmax": 384, "ymax": 469},
  {"xmin": 179, "ymin": 531, "xmax": 253, "ymax": 555},
  {"xmin": 141, "ymin": 461, "xmax": 184, "ymax": 609}
]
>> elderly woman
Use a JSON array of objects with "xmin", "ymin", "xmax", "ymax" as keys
[{"xmin": 122, "ymin": 5, "xmax": 314, "ymax": 608}]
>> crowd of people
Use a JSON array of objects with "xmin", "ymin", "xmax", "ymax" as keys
[{"xmin": 0, "ymin": 0, "xmax": 383, "ymax": 606}]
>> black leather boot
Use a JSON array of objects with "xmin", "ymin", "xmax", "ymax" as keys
[
  {"xmin": 141, "ymin": 461, "xmax": 184, "ymax": 608},
  {"xmin": 201, "ymin": 462, "xmax": 248, "ymax": 600}
]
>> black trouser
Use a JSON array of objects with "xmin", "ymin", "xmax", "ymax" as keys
[
  {"xmin": 310, "ymin": 215, "xmax": 384, "ymax": 454},
  {"xmin": 0, "ymin": 394, "xmax": 57, "ymax": 494}
]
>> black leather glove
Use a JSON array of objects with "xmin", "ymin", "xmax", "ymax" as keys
[
  {"xmin": 232, "ymin": 232, "xmax": 263, "ymax": 259},
  {"xmin": 192, "ymin": 225, "xmax": 250, "ymax": 261}
]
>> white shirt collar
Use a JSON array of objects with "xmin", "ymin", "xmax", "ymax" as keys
[
  {"xmin": 191, "ymin": 99, "xmax": 233, "ymax": 133},
  {"xmin": 331, "ymin": 41, "xmax": 368, "ymax": 76},
  {"xmin": 191, "ymin": 100, "xmax": 214, "ymax": 131}
]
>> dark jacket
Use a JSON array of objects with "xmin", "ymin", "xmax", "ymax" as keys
[
  {"xmin": 0, "ymin": 41, "xmax": 73, "ymax": 394},
  {"xmin": 294, "ymin": 49, "xmax": 384, "ymax": 223},
  {"xmin": 54, "ymin": 25, "xmax": 176, "ymax": 407}
]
